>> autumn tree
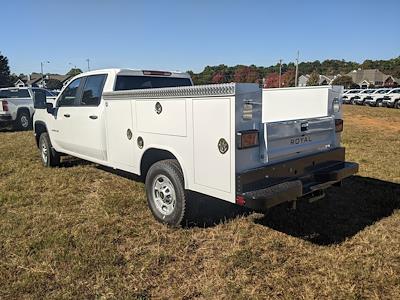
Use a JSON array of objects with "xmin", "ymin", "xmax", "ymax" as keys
[
  {"xmin": 264, "ymin": 73, "xmax": 280, "ymax": 88},
  {"xmin": 234, "ymin": 66, "xmax": 259, "ymax": 83},
  {"xmin": 307, "ymin": 71, "xmax": 320, "ymax": 86},
  {"xmin": 282, "ymin": 69, "xmax": 295, "ymax": 87},
  {"xmin": 211, "ymin": 72, "xmax": 225, "ymax": 84}
]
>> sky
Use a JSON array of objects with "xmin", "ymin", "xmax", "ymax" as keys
[{"xmin": 2, "ymin": 0, "xmax": 400, "ymax": 75}]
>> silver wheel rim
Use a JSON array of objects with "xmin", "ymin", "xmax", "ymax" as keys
[
  {"xmin": 41, "ymin": 141, "xmax": 48, "ymax": 163},
  {"xmin": 152, "ymin": 174, "xmax": 176, "ymax": 216},
  {"xmin": 21, "ymin": 115, "xmax": 29, "ymax": 128}
]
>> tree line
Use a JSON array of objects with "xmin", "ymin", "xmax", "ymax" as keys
[{"xmin": 188, "ymin": 57, "xmax": 400, "ymax": 87}]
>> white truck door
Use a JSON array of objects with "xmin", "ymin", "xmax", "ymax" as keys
[{"xmin": 53, "ymin": 75, "xmax": 108, "ymax": 161}]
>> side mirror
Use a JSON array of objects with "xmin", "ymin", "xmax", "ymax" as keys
[
  {"xmin": 46, "ymin": 102, "xmax": 55, "ymax": 114},
  {"xmin": 33, "ymin": 90, "xmax": 47, "ymax": 109}
]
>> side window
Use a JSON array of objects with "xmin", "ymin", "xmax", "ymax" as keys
[
  {"xmin": 81, "ymin": 74, "xmax": 107, "ymax": 106},
  {"xmin": 57, "ymin": 78, "xmax": 81, "ymax": 107},
  {"xmin": 17, "ymin": 89, "xmax": 30, "ymax": 98}
]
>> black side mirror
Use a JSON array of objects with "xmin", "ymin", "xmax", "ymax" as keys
[
  {"xmin": 33, "ymin": 90, "xmax": 47, "ymax": 109},
  {"xmin": 46, "ymin": 102, "xmax": 55, "ymax": 114}
]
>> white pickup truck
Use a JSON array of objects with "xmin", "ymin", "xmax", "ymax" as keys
[
  {"xmin": 0, "ymin": 87, "xmax": 56, "ymax": 130},
  {"xmin": 33, "ymin": 69, "xmax": 358, "ymax": 226}
]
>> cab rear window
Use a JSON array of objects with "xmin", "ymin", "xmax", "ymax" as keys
[
  {"xmin": 114, "ymin": 75, "xmax": 192, "ymax": 91},
  {"xmin": 0, "ymin": 89, "xmax": 30, "ymax": 98}
]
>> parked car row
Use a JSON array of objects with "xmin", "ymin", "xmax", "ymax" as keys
[
  {"xmin": 0, "ymin": 87, "xmax": 57, "ymax": 130},
  {"xmin": 342, "ymin": 88, "xmax": 400, "ymax": 108}
]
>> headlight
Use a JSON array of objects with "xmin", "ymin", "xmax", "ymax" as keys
[{"xmin": 333, "ymin": 98, "xmax": 340, "ymax": 113}]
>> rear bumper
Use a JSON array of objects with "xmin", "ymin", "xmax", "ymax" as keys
[
  {"xmin": 0, "ymin": 114, "xmax": 13, "ymax": 122},
  {"xmin": 236, "ymin": 147, "xmax": 358, "ymax": 211}
]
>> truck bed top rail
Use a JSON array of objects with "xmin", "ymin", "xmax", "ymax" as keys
[{"xmin": 103, "ymin": 83, "xmax": 236, "ymax": 100}]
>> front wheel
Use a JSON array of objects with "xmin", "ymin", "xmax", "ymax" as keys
[
  {"xmin": 145, "ymin": 159, "xmax": 187, "ymax": 226},
  {"xmin": 395, "ymin": 101, "xmax": 400, "ymax": 109},
  {"xmin": 39, "ymin": 132, "xmax": 60, "ymax": 167}
]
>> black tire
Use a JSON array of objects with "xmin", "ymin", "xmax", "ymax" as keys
[
  {"xmin": 15, "ymin": 110, "xmax": 32, "ymax": 131},
  {"xmin": 375, "ymin": 100, "xmax": 382, "ymax": 107},
  {"xmin": 39, "ymin": 132, "xmax": 60, "ymax": 167},
  {"xmin": 395, "ymin": 101, "xmax": 400, "ymax": 109},
  {"xmin": 145, "ymin": 159, "xmax": 187, "ymax": 226},
  {"xmin": 350, "ymin": 99, "xmax": 356, "ymax": 105}
]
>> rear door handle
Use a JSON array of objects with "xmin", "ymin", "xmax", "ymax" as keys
[
  {"xmin": 64, "ymin": 114, "xmax": 70, "ymax": 118},
  {"xmin": 89, "ymin": 115, "xmax": 98, "ymax": 120}
]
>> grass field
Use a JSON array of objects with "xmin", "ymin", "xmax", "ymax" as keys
[{"xmin": 0, "ymin": 105, "xmax": 399, "ymax": 299}]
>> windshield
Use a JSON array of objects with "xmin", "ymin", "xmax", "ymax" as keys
[
  {"xmin": 376, "ymin": 89, "xmax": 389, "ymax": 94},
  {"xmin": 114, "ymin": 76, "xmax": 192, "ymax": 91}
]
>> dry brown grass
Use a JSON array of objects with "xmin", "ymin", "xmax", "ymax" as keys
[{"xmin": 0, "ymin": 105, "xmax": 399, "ymax": 299}]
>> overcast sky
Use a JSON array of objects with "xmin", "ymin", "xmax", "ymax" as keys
[{"xmin": 3, "ymin": 0, "xmax": 400, "ymax": 75}]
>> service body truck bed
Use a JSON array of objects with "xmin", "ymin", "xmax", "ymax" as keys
[{"xmin": 33, "ymin": 69, "xmax": 358, "ymax": 226}]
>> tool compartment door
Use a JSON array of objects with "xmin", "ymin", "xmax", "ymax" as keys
[
  {"xmin": 192, "ymin": 97, "xmax": 231, "ymax": 193},
  {"xmin": 105, "ymin": 99, "xmax": 136, "ymax": 172}
]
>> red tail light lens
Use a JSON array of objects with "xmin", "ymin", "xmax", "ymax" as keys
[
  {"xmin": 237, "ymin": 130, "xmax": 259, "ymax": 149},
  {"xmin": 335, "ymin": 119, "xmax": 343, "ymax": 132},
  {"xmin": 236, "ymin": 195, "xmax": 246, "ymax": 206},
  {"xmin": 2, "ymin": 100, "xmax": 8, "ymax": 112}
]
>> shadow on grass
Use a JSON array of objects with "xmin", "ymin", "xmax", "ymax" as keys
[{"xmin": 254, "ymin": 176, "xmax": 400, "ymax": 245}]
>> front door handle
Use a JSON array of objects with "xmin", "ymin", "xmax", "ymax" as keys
[
  {"xmin": 64, "ymin": 114, "xmax": 70, "ymax": 118},
  {"xmin": 89, "ymin": 115, "xmax": 98, "ymax": 120}
]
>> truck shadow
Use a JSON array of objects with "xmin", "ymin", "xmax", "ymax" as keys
[{"xmin": 253, "ymin": 176, "xmax": 400, "ymax": 245}]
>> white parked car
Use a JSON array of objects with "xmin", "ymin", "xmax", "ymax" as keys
[
  {"xmin": 382, "ymin": 88, "xmax": 400, "ymax": 108},
  {"xmin": 342, "ymin": 89, "xmax": 362, "ymax": 104},
  {"xmin": 353, "ymin": 89, "xmax": 376, "ymax": 105},
  {"xmin": 32, "ymin": 69, "xmax": 358, "ymax": 226},
  {"xmin": 363, "ymin": 88, "xmax": 392, "ymax": 107},
  {"xmin": 0, "ymin": 87, "xmax": 56, "ymax": 130}
]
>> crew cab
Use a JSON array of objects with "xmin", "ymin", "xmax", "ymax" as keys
[
  {"xmin": 33, "ymin": 69, "xmax": 358, "ymax": 226},
  {"xmin": 381, "ymin": 88, "xmax": 400, "ymax": 108},
  {"xmin": 0, "ymin": 87, "xmax": 56, "ymax": 130},
  {"xmin": 342, "ymin": 89, "xmax": 362, "ymax": 104},
  {"xmin": 364, "ymin": 88, "xmax": 392, "ymax": 107}
]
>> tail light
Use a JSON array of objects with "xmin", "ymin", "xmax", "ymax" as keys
[
  {"xmin": 2, "ymin": 100, "xmax": 8, "ymax": 111},
  {"xmin": 335, "ymin": 119, "xmax": 343, "ymax": 132},
  {"xmin": 236, "ymin": 195, "xmax": 246, "ymax": 206},
  {"xmin": 237, "ymin": 130, "xmax": 259, "ymax": 149}
]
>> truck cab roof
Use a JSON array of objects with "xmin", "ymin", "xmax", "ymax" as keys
[{"xmin": 71, "ymin": 68, "xmax": 191, "ymax": 80}]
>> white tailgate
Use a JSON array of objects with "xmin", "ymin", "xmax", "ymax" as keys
[
  {"xmin": 262, "ymin": 87, "xmax": 330, "ymax": 123},
  {"xmin": 105, "ymin": 100, "xmax": 136, "ymax": 171},
  {"xmin": 193, "ymin": 98, "xmax": 231, "ymax": 193}
]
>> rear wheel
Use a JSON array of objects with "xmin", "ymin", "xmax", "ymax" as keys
[
  {"xmin": 350, "ymin": 99, "xmax": 356, "ymax": 105},
  {"xmin": 15, "ymin": 110, "xmax": 31, "ymax": 130},
  {"xmin": 145, "ymin": 159, "xmax": 187, "ymax": 226},
  {"xmin": 39, "ymin": 132, "xmax": 60, "ymax": 167}
]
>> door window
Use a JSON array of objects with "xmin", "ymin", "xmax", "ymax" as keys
[
  {"xmin": 81, "ymin": 75, "xmax": 107, "ymax": 106},
  {"xmin": 57, "ymin": 78, "xmax": 82, "ymax": 107}
]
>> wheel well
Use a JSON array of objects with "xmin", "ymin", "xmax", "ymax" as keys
[
  {"xmin": 140, "ymin": 148, "xmax": 178, "ymax": 178},
  {"xmin": 34, "ymin": 122, "xmax": 47, "ymax": 147},
  {"xmin": 17, "ymin": 107, "xmax": 30, "ymax": 116}
]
